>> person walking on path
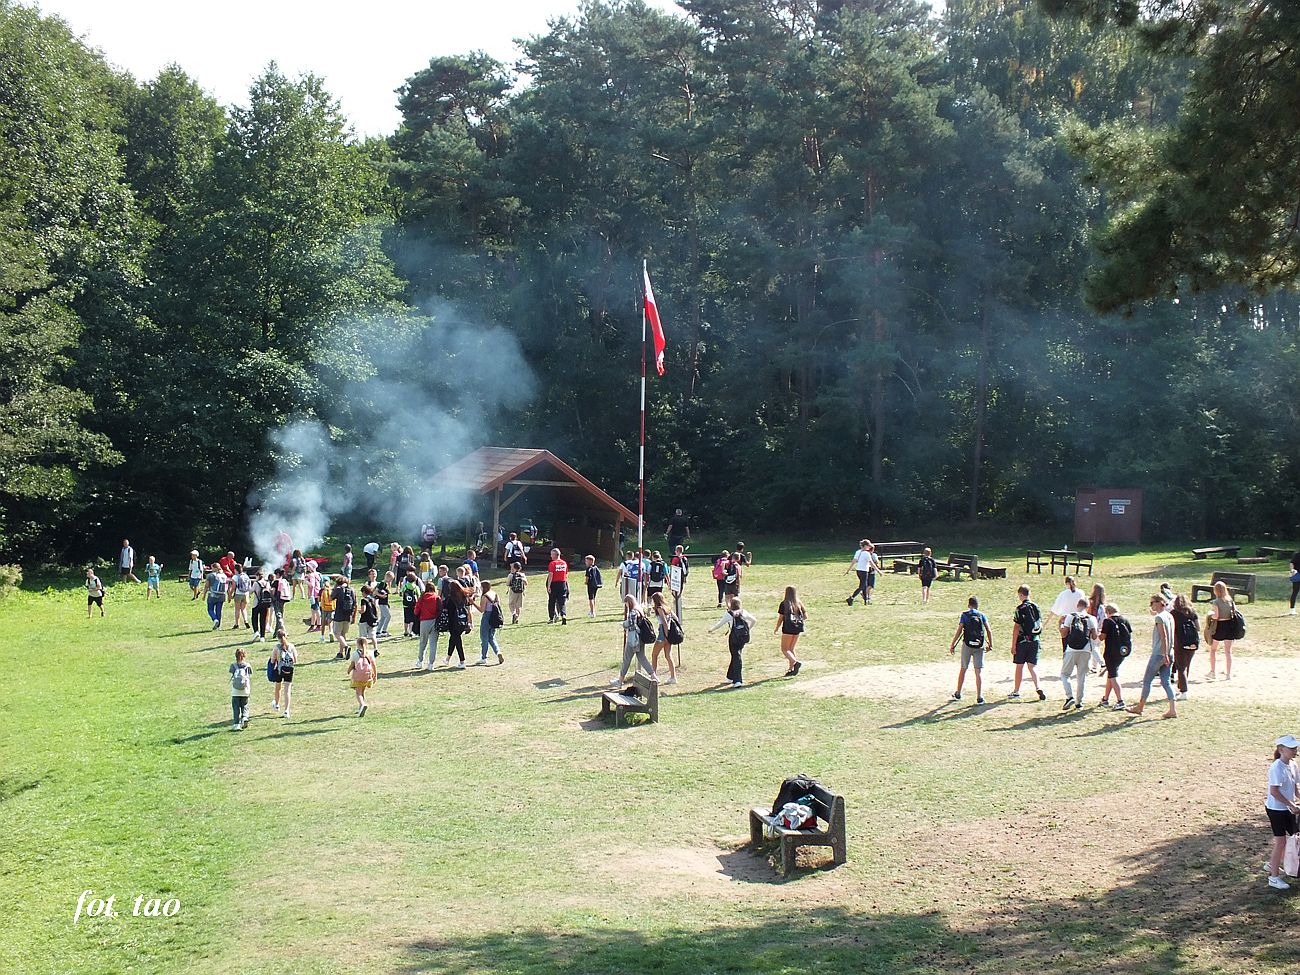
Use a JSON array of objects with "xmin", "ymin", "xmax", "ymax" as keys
[
  {"xmin": 1264, "ymin": 734, "xmax": 1300, "ymax": 890},
  {"xmin": 1087, "ymin": 583, "xmax": 1107, "ymax": 674},
  {"xmin": 611, "ymin": 594, "xmax": 657, "ymax": 686},
  {"xmin": 441, "ymin": 582, "xmax": 471, "ymax": 669},
  {"xmin": 1008, "ymin": 585, "xmax": 1046, "ymax": 701},
  {"xmin": 949, "ymin": 596, "xmax": 992, "ymax": 704},
  {"xmin": 118, "ymin": 539, "xmax": 139, "ymax": 584},
  {"xmin": 583, "ymin": 555, "xmax": 602, "ymax": 618},
  {"xmin": 251, "ymin": 571, "xmax": 273, "ymax": 642},
  {"xmin": 203, "ymin": 564, "xmax": 228, "ymax": 630},
  {"xmin": 1127, "ymin": 593, "xmax": 1177, "ymax": 718},
  {"xmin": 546, "ymin": 548, "xmax": 570, "ymax": 624},
  {"xmin": 86, "ymin": 567, "xmax": 106, "ymax": 617},
  {"xmin": 669, "ymin": 546, "xmax": 689, "ymax": 620},
  {"xmin": 846, "ymin": 539, "xmax": 876, "ymax": 606},
  {"xmin": 414, "ymin": 581, "xmax": 441, "ymax": 670},
  {"xmin": 271, "ymin": 628, "xmax": 297, "ymax": 717},
  {"xmin": 229, "ymin": 648, "xmax": 252, "ymax": 730},
  {"xmin": 506, "ymin": 562, "xmax": 527, "ymax": 623},
  {"xmin": 357, "ymin": 584, "xmax": 379, "ymax": 647},
  {"xmin": 503, "ymin": 532, "xmax": 527, "ymax": 567},
  {"xmin": 1288, "ymin": 550, "xmax": 1300, "ymax": 615},
  {"xmin": 144, "ymin": 556, "xmax": 163, "ymax": 599},
  {"xmin": 918, "ymin": 548, "xmax": 938, "ymax": 605},
  {"xmin": 476, "ymin": 581, "xmax": 505, "ymax": 665},
  {"xmin": 723, "ymin": 554, "xmax": 743, "ymax": 604},
  {"xmin": 1206, "ymin": 580, "xmax": 1241, "ymax": 681},
  {"xmin": 187, "ymin": 551, "xmax": 203, "ymax": 599},
  {"xmin": 617, "ymin": 550, "xmax": 642, "ymax": 603},
  {"xmin": 347, "ymin": 641, "xmax": 376, "ymax": 717},
  {"xmin": 649, "ymin": 591, "xmax": 678, "ymax": 685},
  {"xmin": 712, "ymin": 551, "xmax": 730, "ymax": 608},
  {"xmin": 272, "ymin": 568, "xmax": 292, "ymax": 631},
  {"xmin": 332, "ymin": 576, "xmax": 357, "ymax": 658},
  {"xmin": 709, "ymin": 597, "xmax": 756, "ymax": 688},
  {"xmin": 375, "ymin": 572, "xmax": 393, "ymax": 639},
  {"xmin": 1051, "ymin": 576, "xmax": 1087, "ymax": 654},
  {"xmin": 1170, "ymin": 594, "xmax": 1200, "ymax": 700},
  {"xmin": 775, "ymin": 586, "xmax": 806, "ymax": 676},
  {"xmin": 1098, "ymin": 603, "xmax": 1132, "ymax": 710},
  {"xmin": 231, "ymin": 565, "xmax": 253, "ymax": 630},
  {"xmin": 1059, "ymin": 596, "xmax": 1097, "ymax": 711},
  {"xmin": 646, "ymin": 552, "xmax": 668, "ymax": 602}
]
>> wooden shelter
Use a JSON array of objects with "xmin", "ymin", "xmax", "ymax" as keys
[{"xmin": 430, "ymin": 447, "xmax": 637, "ymax": 566}]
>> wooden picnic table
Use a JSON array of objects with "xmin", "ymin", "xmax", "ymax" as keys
[{"xmin": 873, "ymin": 541, "xmax": 923, "ymax": 556}]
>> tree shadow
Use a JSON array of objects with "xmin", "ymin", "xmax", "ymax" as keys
[{"xmin": 394, "ymin": 817, "xmax": 1300, "ymax": 974}]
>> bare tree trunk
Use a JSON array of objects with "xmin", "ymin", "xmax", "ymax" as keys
[{"xmin": 968, "ymin": 297, "xmax": 990, "ymax": 520}]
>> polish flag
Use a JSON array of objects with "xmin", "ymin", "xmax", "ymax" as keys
[{"xmin": 644, "ymin": 265, "xmax": 666, "ymax": 376}]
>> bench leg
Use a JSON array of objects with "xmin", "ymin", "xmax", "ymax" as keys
[
  {"xmin": 750, "ymin": 812, "xmax": 764, "ymax": 849},
  {"xmin": 781, "ymin": 838, "xmax": 795, "ymax": 875}
]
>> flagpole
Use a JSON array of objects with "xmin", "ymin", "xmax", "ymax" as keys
[{"xmin": 638, "ymin": 259, "xmax": 647, "ymax": 606}]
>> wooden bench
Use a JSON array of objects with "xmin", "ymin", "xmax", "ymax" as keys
[
  {"xmin": 1192, "ymin": 546, "xmax": 1240, "ymax": 560},
  {"xmin": 1237, "ymin": 556, "xmax": 1270, "ymax": 565},
  {"xmin": 1026, "ymin": 550, "xmax": 1047, "ymax": 573},
  {"xmin": 599, "ymin": 670, "xmax": 659, "ymax": 726},
  {"xmin": 1191, "ymin": 571, "xmax": 1257, "ymax": 604},
  {"xmin": 1257, "ymin": 546, "xmax": 1295, "ymax": 561},
  {"xmin": 749, "ymin": 783, "xmax": 847, "ymax": 875},
  {"xmin": 976, "ymin": 565, "xmax": 1007, "ymax": 580},
  {"xmin": 1069, "ymin": 552, "xmax": 1095, "ymax": 576},
  {"xmin": 945, "ymin": 553, "xmax": 979, "ymax": 581}
]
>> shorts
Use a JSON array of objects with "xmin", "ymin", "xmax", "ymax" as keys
[
  {"xmin": 322, "ymin": 611, "xmax": 333, "ymax": 626},
  {"xmin": 233, "ymin": 593, "xmax": 247, "ymax": 605},
  {"xmin": 1013, "ymin": 640, "xmax": 1039, "ymax": 666},
  {"xmin": 88, "ymin": 594, "xmax": 103, "ymax": 606},
  {"xmin": 587, "ymin": 583, "xmax": 599, "ymax": 600},
  {"xmin": 866, "ymin": 571, "xmax": 877, "ymax": 588},
  {"xmin": 333, "ymin": 620, "xmax": 351, "ymax": 638},
  {"xmin": 119, "ymin": 567, "xmax": 132, "ymax": 577},
  {"xmin": 351, "ymin": 679, "xmax": 371, "ymax": 690},
  {"xmin": 189, "ymin": 576, "xmax": 202, "ymax": 588},
  {"xmin": 1267, "ymin": 807, "xmax": 1299, "ymax": 837},
  {"xmin": 960, "ymin": 645, "xmax": 984, "ymax": 670},
  {"xmin": 277, "ymin": 666, "xmax": 294, "ymax": 684},
  {"xmin": 358, "ymin": 622, "xmax": 375, "ymax": 640},
  {"xmin": 310, "ymin": 599, "xmax": 320, "ymax": 611},
  {"xmin": 920, "ymin": 575, "xmax": 935, "ymax": 588},
  {"xmin": 147, "ymin": 578, "xmax": 159, "ymax": 590},
  {"xmin": 1103, "ymin": 649, "xmax": 1126, "ymax": 678},
  {"xmin": 647, "ymin": 586, "xmax": 664, "ymax": 599}
]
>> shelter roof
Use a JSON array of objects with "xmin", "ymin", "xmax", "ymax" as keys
[{"xmin": 430, "ymin": 447, "xmax": 637, "ymax": 523}]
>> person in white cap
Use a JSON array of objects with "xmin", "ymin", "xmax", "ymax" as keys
[{"xmin": 1265, "ymin": 734, "xmax": 1300, "ymax": 890}]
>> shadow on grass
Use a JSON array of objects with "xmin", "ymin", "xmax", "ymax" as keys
[{"xmin": 395, "ymin": 819, "xmax": 1300, "ymax": 974}]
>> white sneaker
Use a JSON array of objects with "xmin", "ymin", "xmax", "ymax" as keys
[
  {"xmin": 665, "ymin": 677, "xmax": 677, "ymax": 685},
  {"xmin": 455, "ymin": 661, "xmax": 465, "ymax": 669},
  {"xmin": 272, "ymin": 701, "xmax": 279, "ymax": 711},
  {"xmin": 1291, "ymin": 608, "xmax": 1297, "ymax": 616},
  {"xmin": 415, "ymin": 660, "xmax": 424, "ymax": 670},
  {"xmin": 1268, "ymin": 875, "xmax": 1291, "ymax": 890},
  {"xmin": 232, "ymin": 723, "xmax": 240, "ymax": 731},
  {"xmin": 610, "ymin": 677, "xmax": 622, "ymax": 686},
  {"xmin": 1175, "ymin": 692, "xmax": 1187, "ymax": 701},
  {"xmin": 283, "ymin": 710, "xmax": 291, "ymax": 719},
  {"xmin": 731, "ymin": 680, "xmax": 743, "ymax": 688},
  {"xmin": 474, "ymin": 659, "xmax": 487, "ymax": 666}
]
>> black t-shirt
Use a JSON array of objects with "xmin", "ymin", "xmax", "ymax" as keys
[
  {"xmin": 1101, "ymin": 615, "xmax": 1130, "ymax": 655},
  {"xmin": 1013, "ymin": 600, "xmax": 1041, "ymax": 643},
  {"xmin": 667, "ymin": 514, "xmax": 688, "ymax": 536},
  {"xmin": 359, "ymin": 596, "xmax": 378, "ymax": 625},
  {"xmin": 375, "ymin": 581, "xmax": 389, "ymax": 606}
]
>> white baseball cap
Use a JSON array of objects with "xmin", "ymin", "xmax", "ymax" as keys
[{"xmin": 1277, "ymin": 735, "xmax": 1299, "ymax": 749}]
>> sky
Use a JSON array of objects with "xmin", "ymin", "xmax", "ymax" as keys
[
  {"xmin": 37, "ymin": 0, "xmax": 944, "ymax": 138},
  {"xmin": 34, "ymin": 0, "xmax": 679, "ymax": 137}
]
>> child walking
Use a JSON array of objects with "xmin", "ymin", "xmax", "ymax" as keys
[
  {"xmin": 144, "ymin": 556, "xmax": 163, "ymax": 599},
  {"xmin": 506, "ymin": 562, "xmax": 527, "ymax": 623},
  {"xmin": 348, "ymin": 639, "xmax": 376, "ymax": 716},
  {"xmin": 86, "ymin": 568, "xmax": 105, "ymax": 617},
  {"xmin": 230, "ymin": 648, "xmax": 252, "ymax": 730},
  {"xmin": 709, "ymin": 597, "xmax": 756, "ymax": 688}
]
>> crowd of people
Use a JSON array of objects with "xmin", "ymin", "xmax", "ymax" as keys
[{"xmin": 89, "ymin": 529, "xmax": 1300, "ymax": 890}]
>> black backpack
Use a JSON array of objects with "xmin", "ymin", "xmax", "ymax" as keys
[
  {"xmin": 1016, "ymin": 601, "xmax": 1042, "ymax": 640},
  {"xmin": 1065, "ymin": 613, "xmax": 1091, "ymax": 650},
  {"xmin": 664, "ymin": 613, "xmax": 684, "ymax": 645},
  {"xmin": 487, "ymin": 599, "xmax": 504, "ymax": 630},
  {"xmin": 634, "ymin": 612, "xmax": 657, "ymax": 645},
  {"xmin": 1176, "ymin": 613, "xmax": 1200, "ymax": 649},
  {"xmin": 333, "ymin": 586, "xmax": 355, "ymax": 618},
  {"xmin": 962, "ymin": 612, "xmax": 985, "ymax": 648},
  {"xmin": 729, "ymin": 612, "xmax": 751, "ymax": 649},
  {"xmin": 1112, "ymin": 615, "xmax": 1133, "ymax": 656},
  {"xmin": 454, "ymin": 604, "xmax": 471, "ymax": 634},
  {"xmin": 436, "ymin": 602, "xmax": 452, "ymax": 633},
  {"xmin": 649, "ymin": 561, "xmax": 666, "ymax": 584}
]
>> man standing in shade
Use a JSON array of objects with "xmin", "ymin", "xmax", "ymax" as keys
[
  {"xmin": 665, "ymin": 508, "xmax": 690, "ymax": 554},
  {"xmin": 546, "ymin": 548, "xmax": 569, "ymax": 625},
  {"xmin": 118, "ymin": 539, "xmax": 140, "ymax": 584}
]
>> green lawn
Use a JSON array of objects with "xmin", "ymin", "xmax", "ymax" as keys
[{"xmin": 1, "ymin": 538, "xmax": 1297, "ymax": 974}]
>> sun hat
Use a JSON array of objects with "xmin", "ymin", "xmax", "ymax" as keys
[{"xmin": 1276, "ymin": 735, "xmax": 1299, "ymax": 749}]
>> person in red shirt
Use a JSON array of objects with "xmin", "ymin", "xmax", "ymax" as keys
[
  {"xmin": 218, "ymin": 551, "xmax": 239, "ymax": 605},
  {"xmin": 546, "ymin": 548, "xmax": 569, "ymax": 625},
  {"xmin": 414, "ymin": 582, "xmax": 442, "ymax": 670}
]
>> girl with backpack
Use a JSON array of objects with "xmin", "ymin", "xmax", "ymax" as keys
[
  {"xmin": 709, "ymin": 597, "xmax": 756, "ymax": 688},
  {"xmin": 506, "ymin": 562, "xmax": 527, "ymax": 623},
  {"xmin": 229, "ymin": 648, "xmax": 253, "ymax": 730},
  {"xmin": 723, "ymin": 555, "xmax": 743, "ymax": 602},
  {"xmin": 775, "ymin": 586, "xmax": 806, "ymax": 676},
  {"xmin": 250, "ymin": 572, "xmax": 273, "ymax": 642},
  {"xmin": 187, "ymin": 550, "xmax": 204, "ymax": 600},
  {"xmin": 1170, "ymin": 594, "xmax": 1200, "ymax": 700},
  {"xmin": 1206, "ymin": 580, "xmax": 1241, "ymax": 681},
  {"xmin": 357, "ymin": 584, "xmax": 379, "ymax": 647},
  {"xmin": 441, "ymin": 582, "xmax": 470, "ymax": 670},
  {"xmin": 1098, "ymin": 603, "xmax": 1132, "ymax": 710},
  {"xmin": 712, "ymin": 550, "xmax": 730, "ymax": 608},
  {"xmin": 476, "ymin": 581, "xmax": 505, "ymax": 665},
  {"xmin": 611, "ymin": 594, "xmax": 657, "ymax": 686},
  {"xmin": 271, "ymin": 628, "xmax": 297, "ymax": 718},
  {"xmin": 347, "ymin": 640, "xmax": 376, "ymax": 716},
  {"xmin": 649, "ymin": 591, "xmax": 678, "ymax": 685}
]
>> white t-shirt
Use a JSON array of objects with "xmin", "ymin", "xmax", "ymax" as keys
[
  {"xmin": 363, "ymin": 542, "xmax": 380, "ymax": 556},
  {"xmin": 853, "ymin": 549, "xmax": 874, "ymax": 571},
  {"xmin": 1052, "ymin": 587, "xmax": 1085, "ymax": 618},
  {"xmin": 1266, "ymin": 758, "xmax": 1298, "ymax": 811}
]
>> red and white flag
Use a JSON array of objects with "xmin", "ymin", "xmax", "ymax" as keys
[{"xmin": 644, "ymin": 264, "xmax": 666, "ymax": 376}]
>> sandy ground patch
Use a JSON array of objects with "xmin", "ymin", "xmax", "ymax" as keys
[{"xmin": 800, "ymin": 654, "xmax": 1299, "ymax": 705}]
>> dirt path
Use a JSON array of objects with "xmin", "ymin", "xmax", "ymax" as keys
[{"xmin": 800, "ymin": 654, "xmax": 1299, "ymax": 705}]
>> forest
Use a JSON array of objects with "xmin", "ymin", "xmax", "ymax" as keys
[{"xmin": 1, "ymin": 0, "xmax": 1297, "ymax": 562}]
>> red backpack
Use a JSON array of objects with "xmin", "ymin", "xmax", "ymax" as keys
[{"xmin": 712, "ymin": 558, "xmax": 727, "ymax": 580}]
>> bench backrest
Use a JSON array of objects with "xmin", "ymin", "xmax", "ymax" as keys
[
  {"xmin": 633, "ymin": 670, "xmax": 658, "ymax": 706},
  {"xmin": 1210, "ymin": 571, "xmax": 1255, "ymax": 588},
  {"xmin": 1072, "ymin": 552, "xmax": 1094, "ymax": 561},
  {"xmin": 807, "ymin": 784, "xmax": 844, "ymax": 826}
]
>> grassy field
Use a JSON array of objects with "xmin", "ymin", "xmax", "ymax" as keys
[{"xmin": 1, "ymin": 538, "xmax": 1298, "ymax": 974}]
